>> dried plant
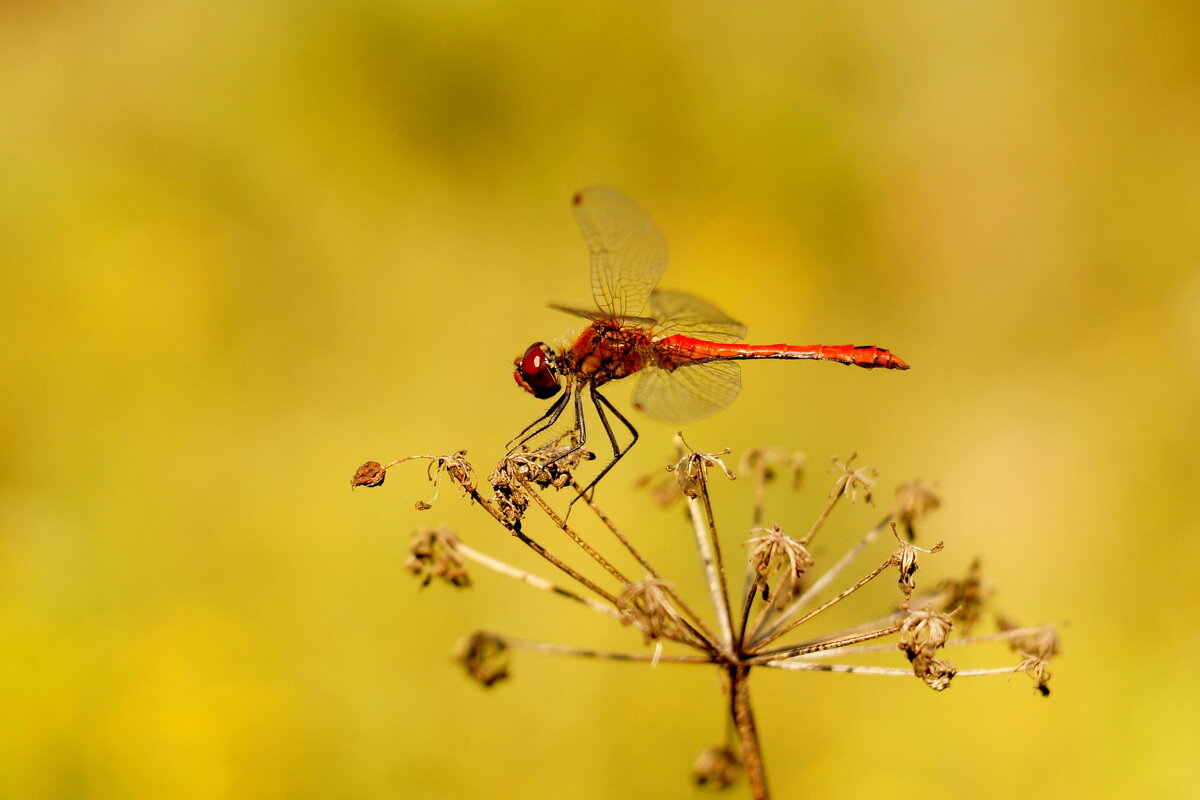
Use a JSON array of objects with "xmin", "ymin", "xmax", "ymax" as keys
[{"xmin": 352, "ymin": 436, "xmax": 1059, "ymax": 799}]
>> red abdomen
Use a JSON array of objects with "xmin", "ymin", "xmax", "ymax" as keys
[{"xmin": 658, "ymin": 336, "xmax": 910, "ymax": 370}]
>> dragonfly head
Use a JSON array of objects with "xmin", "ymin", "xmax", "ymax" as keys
[{"xmin": 513, "ymin": 342, "xmax": 562, "ymax": 400}]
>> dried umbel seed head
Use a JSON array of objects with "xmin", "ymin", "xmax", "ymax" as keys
[
  {"xmin": 890, "ymin": 523, "xmax": 944, "ymax": 597},
  {"xmin": 487, "ymin": 458, "xmax": 532, "ymax": 523},
  {"xmin": 829, "ymin": 453, "xmax": 878, "ymax": 503},
  {"xmin": 908, "ymin": 651, "xmax": 958, "ymax": 691},
  {"xmin": 929, "ymin": 559, "xmax": 987, "ymax": 633},
  {"xmin": 746, "ymin": 524, "xmax": 814, "ymax": 608},
  {"xmin": 668, "ymin": 434, "xmax": 735, "ymax": 498},
  {"xmin": 617, "ymin": 578, "xmax": 687, "ymax": 642},
  {"xmin": 898, "ymin": 607, "xmax": 957, "ymax": 691},
  {"xmin": 351, "ymin": 461, "xmax": 387, "ymax": 488},
  {"xmin": 456, "ymin": 631, "xmax": 510, "ymax": 688},
  {"xmin": 634, "ymin": 470, "xmax": 684, "ymax": 507},
  {"xmin": 434, "ymin": 450, "xmax": 475, "ymax": 494},
  {"xmin": 999, "ymin": 617, "xmax": 1059, "ymax": 696},
  {"xmin": 898, "ymin": 608, "xmax": 954, "ymax": 655},
  {"xmin": 893, "ymin": 480, "xmax": 941, "ymax": 540},
  {"xmin": 740, "ymin": 448, "xmax": 806, "ymax": 490},
  {"xmin": 406, "ymin": 527, "xmax": 471, "ymax": 588},
  {"xmin": 692, "ymin": 745, "xmax": 741, "ymax": 789},
  {"xmin": 526, "ymin": 443, "xmax": 595, "ymax": 489}
]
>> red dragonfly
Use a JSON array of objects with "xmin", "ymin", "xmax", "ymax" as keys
[{"xmin": 510, "ymin": 186, "xmax": 908, "ymax": 493}]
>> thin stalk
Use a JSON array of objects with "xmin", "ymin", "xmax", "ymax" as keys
[
  {"xmin": 747, "ymin": 625, "xmax": 902, "ymax": 664},
  {"xmin": 800, "ymin": 483, "xmax": 847, "ymax": 546},
  {"xmin": 698, "ymin": 480, "xmax": 733, "ymax": 637},
  {"xmin": 762, "ymin": 661, "xmax": 917, "ymax": 676},
  {"xmin": 505, "ymin": 638, "xmax": 712, "ymax": 664},
  {"xmin": 762, "ymin": 662, "xmax": 1027, "ymax": 679},
  {"xmin": 735, "ymin": 585, "xmax": 758, "ymax": 653},
  {"xmin": 394, "ymin": 455, "xmax": 624, "ymax": 607},
  {"xmin": 521, "ymin": 476, "xmax": 629, "ymax": 584},
  {"xmin": 790, "ymin": 624, "xmax": 1056, "ymax": 660},
  {"xmin": 750, "ymin": 514, "xmax": 893, "ymax": 645},
  {"xmin": 456, "ymin": 542, "xmax": 621, "ymax": 619},
  {"xmin": 735, "ymin": 456, "xmax": 772, "ymax": 649},
  {"xmin": 573, "ymin": 479, "xmax": 658, "ymax": 570},
  {"xmin": 750, "ymin": 555, "xmax": 895, "ymax": 652},
  {"xmin": 575, "ymin": 481, "xmax": 725, "ymax": 653},
  {"xmin": 687, "ymin": 491, "xmax": 735, "ymax": 655}
]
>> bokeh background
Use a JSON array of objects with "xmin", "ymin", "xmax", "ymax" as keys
[{"xmin": 3, "ymin": 1, "xmax": 1199, "ymax": 797}]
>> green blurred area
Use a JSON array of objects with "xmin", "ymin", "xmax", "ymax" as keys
[{"xmin": 2, "ymin": 1, "xmax": 1198, "ymax": 797}]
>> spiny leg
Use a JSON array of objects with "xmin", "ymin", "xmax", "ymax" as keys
[
  {"xmin": 529, "ymin": 386, "xmax": 589, "ymax": 472},
  {"xmin": 569, "ymin": 386, "xmax": 638, "ymax": 507},
  {"xmin": 506, "ymin": 390, "xmax": 570, "ymax": 454}
]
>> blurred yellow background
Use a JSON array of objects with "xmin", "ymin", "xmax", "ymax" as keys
[{"xmin": 3, "ymin": 1, "xmax": 1198, "ymax": 797}]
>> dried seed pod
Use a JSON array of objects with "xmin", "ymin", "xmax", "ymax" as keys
[
  {"xmin": 456, "ymin": 631, "xmax": 510, "ymax": 688},
  {"xmin": 668, "ymin": 434, "xmax": 735, "ymax": 498},
  {"xmin": 617, "ymin": 578, "xmax": 687, "ymax": 642},
  {"xmin": 406, "ymin": 527, "xmax": 471, "ymax": 588},
  {"xmin": 828, "ymin": 453, "xmax": 878, "ymax": 503},
  {"xmin": 351, "ymin": 461, "xmax": 387, "ymax": 488},
  {"xmin": 692, "ymin": 745, "xmax": 741, "ymax": 789},
  {"xmin": 746, "ymin": 524, "xmax": 813, "ymax": 608},
  {"xmin": 890, "ymin": 523, "xmax": 944, "ymax": 597}
]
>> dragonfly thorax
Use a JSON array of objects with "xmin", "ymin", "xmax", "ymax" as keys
[{"xmin": 565, "ymin": 321, "xmax": 651, "ymax": 389}]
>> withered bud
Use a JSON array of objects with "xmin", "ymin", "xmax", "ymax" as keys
[
  {"xmin": 898, "ymin": 607, "xmax": 957, "ymax": 691},
  {"xmin": 692, "ymin": 744, "xmax": 741, "ymax": 789},
  {"xmin": 998, "ymin": 617, "xmax": 1059, "ymax": 696},
  {"xmin": 746, "ymin": 524, "xmax": 814, "ymax": 609},
  {"xmin": 406, "ymin": 527, "xmax": 471, "ymax": 588},
  {"xmin": 634, "ymin": 471, "xmax": 684, "ymax": 507},
  {"xmin": 740, "ymin": 448, "xmax": 806, "ymax": 490},
  {"xmin": 908, "ymin": 650, "xmax": 958, "ymax": 691},
  {"xmin": 668, "ymin": 433, "xmax": 735, "ymax": 498},
  {"xmin": 898, "ymin": 608, "xmax": 954, "ymax": 657},
  {"xmin": 434, "ymin": 450, "xmax": 475, "ymax": 493},
  {"xmin": 487, "ymin": 458, "xmax": 531, "ymax": 523},
  {"xmin": 890, "ymin": 523, "xmax": 944, "ymax": 597},
  {"xmin": 414, "ymin": 500, "xmax": 433, "ymax": 511},
  {"xmin": 617, "ymin": 577, "xmax": 687, "ymax": 642},
  {"xmin": 893, "ymin": 480, "xmax": 941, "ymax": 540},
  {"xmin": 504, "ymin": 438, "xmax": 594, "ymax": 490},
  {"xmin": 829, "ymin": 453, "xmax": 878, "ymax": 504},
  {"xmin": 456, "ymin": 631, "xmax": 510, "ymax": 688},
  {"xmin": 351, "ymin": 461, "xmax": 387, "ymax": 488},
  {"xmin": 929, "ymin": 559, "xmax": 987, "ymax": 633}
]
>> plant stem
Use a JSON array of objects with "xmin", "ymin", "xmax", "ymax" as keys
[{"xmin": 728, "ymin": 665, "xmax": 768, "ymax": 800}]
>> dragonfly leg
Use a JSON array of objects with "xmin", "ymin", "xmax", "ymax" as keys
[
  {"xmin": 525, "ymin": 386, "xmax": 589, "ymax": 471},
  {"xmin": 506, "ymin": 388, "xmax": 571, "ymax": 453},
  {"xmin": 569, "ymin": 386, "xmax": 638, "ymax": 507}
]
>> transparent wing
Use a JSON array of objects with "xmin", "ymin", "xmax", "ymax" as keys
[
  {"xmin": 572, "ymin": 186, "xmax": 668, "ymax": 319},
  {"xmin": 548, "ymin": 303, "xmax": 658, "ymax": 328},
  {"xmin": 648, "ymin": 288, "xmax": 747, "ymax": 343},
  {"xmin": 632, "ymin": 359, "xmax": 742, "ymax": 424}
]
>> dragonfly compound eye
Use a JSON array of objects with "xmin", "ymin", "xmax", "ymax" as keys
[{"xmin": 513, "ymin": 342, "xmax": 562, "ymax": 399}]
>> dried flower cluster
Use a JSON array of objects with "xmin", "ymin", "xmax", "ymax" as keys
[{"xmin": 353, "ymin": 435, "xmax": 1059, "ymax": 799}]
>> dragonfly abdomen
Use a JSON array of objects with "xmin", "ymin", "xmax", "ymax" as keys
[{"xmin": 660, "ymin": 336, "xmax": 910, "ymax": 370}]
